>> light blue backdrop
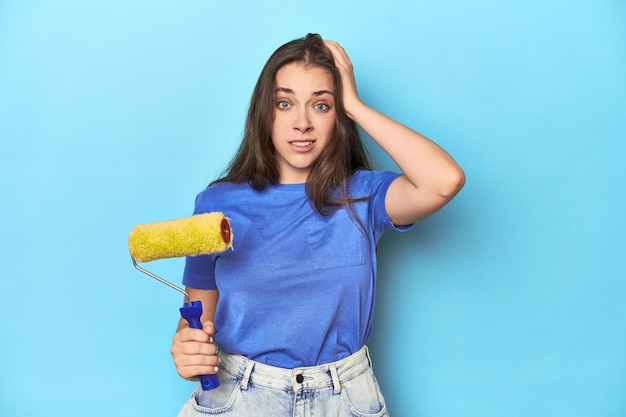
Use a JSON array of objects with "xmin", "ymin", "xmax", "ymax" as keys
[{"xmin": 1, "ymin": 1, "xmax": 624, "ymax": 416}]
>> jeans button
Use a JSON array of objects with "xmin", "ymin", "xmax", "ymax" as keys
[{"xmin": 296, "ymin": 374, "xmax": 304, "ymax": 383}]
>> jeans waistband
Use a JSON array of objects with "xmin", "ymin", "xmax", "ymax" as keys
[{"xmin": 218, "ymin": 346, "xmax": 373, "ymax": 394}]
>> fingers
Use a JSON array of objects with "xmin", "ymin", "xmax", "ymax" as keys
[
  {"xmin": 324, "ymin": 40, "xmax": 353, "ymax": 71},
  {"xmin": 323, "ymin": 40, "xmax": 360, "ymax": 116},
  {"xmin": 173, "ymin": 328, "xmax": 218, "ymax": 353},
  {"xmin": 173, "ymin": 352, "xmax": 221, "ymax": 381},
  {"xmin": 171, "ymin": 326, "xmax": 220, "ymax": 380},
  {"xmin": 203, "ymin": 321, "xmax": 216, "ymax": 337}
]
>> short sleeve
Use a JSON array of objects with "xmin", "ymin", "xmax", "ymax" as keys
[
  {"xmin": 182, "ymin": 253, "xmax": 216, "ymax": 290},
  {"xmin": 350, "ymin": 170, "xmax": 413, "ymax": 243},
  {"xmin": 181, "ymin": 190, "xmax": 218, "ymax": 290}
]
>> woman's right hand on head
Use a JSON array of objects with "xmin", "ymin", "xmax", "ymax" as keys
[
  {"xmin": 323, "ymin": 40, "xmax": 361, "ymax": 118},
  {"xmin": 170, "ymin": 320, "xmax": 220, "ymax": 381}
]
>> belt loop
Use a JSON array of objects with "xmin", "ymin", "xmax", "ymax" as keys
[
  {"xmin": 329, "ymin": 364, "xmax": 341, "ymax": 394},
  {"xmin": 240, "ymin": 359, "xmax": 255, "ymax": 390}
]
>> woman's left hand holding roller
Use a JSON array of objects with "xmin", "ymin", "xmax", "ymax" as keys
[
  {"xmin": 170, "ymin": 288, "xmax": 220, "ymax": 381},
  {"xmin": 171, "ymin": 321, "xmax": 220, "ymax": 381}
]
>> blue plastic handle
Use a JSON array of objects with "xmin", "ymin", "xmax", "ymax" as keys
[{"xmin": 179, "ymin": 300, "xmax": 220, "ymax": 390}]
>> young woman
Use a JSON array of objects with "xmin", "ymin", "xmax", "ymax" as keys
[{"xmin": 171, "ymin": 33, "xmax": 465, "ymax": 416}]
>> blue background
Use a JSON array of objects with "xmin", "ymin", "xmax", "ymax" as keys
[{"xmin": 1, "ymin": 1, "xmax": 625, "ymax": 416}]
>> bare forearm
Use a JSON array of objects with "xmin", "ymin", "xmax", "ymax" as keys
[{"xmin": 349, "ymin": 101, "xmax": 464, "ymax": 197}]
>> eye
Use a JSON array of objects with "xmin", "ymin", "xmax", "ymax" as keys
[
  {"xmin": 277, "ymin": 100, "xmax": 292, "ymax": 110},
  {"xmin": 314, "ymin": 102, "xmax": 330, "ymax": 112}
]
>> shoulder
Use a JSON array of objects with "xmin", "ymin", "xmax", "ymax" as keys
[{"xmin": 193, "ymin": 181, "xmax": 251, "ymax": 212}]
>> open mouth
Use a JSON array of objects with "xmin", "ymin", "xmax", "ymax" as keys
[
  {"xmin": 289, "ymin": 140, "xmax": 316, "ymax": 152},
  {"xmin": 290, "ymin": 140, "xmax": 314, "ymax": 147}
]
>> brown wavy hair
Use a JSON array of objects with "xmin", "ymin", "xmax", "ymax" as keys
[{"xmin": 213, "ymin": 33, "xmax": 371, "ymax": 215}]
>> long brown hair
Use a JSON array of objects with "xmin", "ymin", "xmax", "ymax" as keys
[{"xmin": 213, "ymin": 33, "xmax": 371, "ymax": 215}]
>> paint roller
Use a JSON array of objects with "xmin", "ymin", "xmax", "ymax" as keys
[{"xmin": 128, "ymin": 212, "xmax": 233, "ymax": 390}]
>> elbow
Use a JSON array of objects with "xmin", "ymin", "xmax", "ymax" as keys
[{"xmin": 439, "ymin": 167, "xmax": 465, "ymax": 199}]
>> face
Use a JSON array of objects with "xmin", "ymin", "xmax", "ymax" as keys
[{"xmin": 271, "ymin": 62, "xmax": 336, "ymax": 184}]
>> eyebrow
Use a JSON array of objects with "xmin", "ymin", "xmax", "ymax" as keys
[{"xmin": 275, "ymin": 87, "xmax": 334, "ymax": 96}]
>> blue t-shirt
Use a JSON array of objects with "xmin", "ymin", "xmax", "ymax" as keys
[{"xmin": 183, "ymin": 170, "xmax": 410, "ymax": 368}]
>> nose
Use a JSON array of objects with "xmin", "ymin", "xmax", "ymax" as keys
[{"xmin": 293, "ymin": 108, "xmax": 313, "ymax": 133}]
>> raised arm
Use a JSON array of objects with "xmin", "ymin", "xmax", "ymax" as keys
[{"xmin": 325, "ymin": 40, "xmax": 465, "ymax": 226}]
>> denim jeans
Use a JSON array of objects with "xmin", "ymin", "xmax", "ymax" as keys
[{"xmin": 177, "ymin": 346, "xmax": 389, "ymax": 417}]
